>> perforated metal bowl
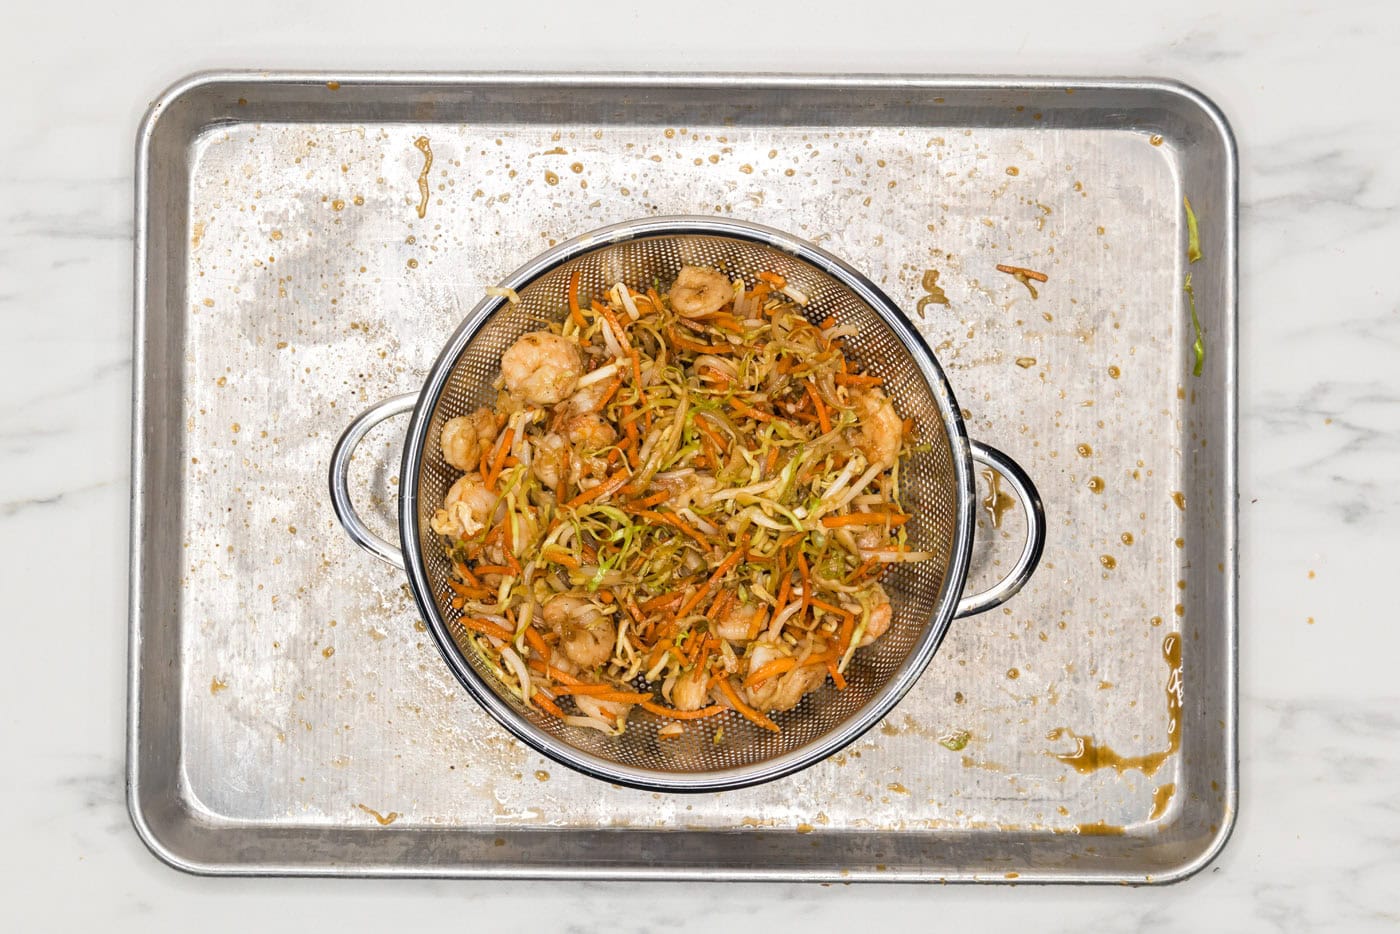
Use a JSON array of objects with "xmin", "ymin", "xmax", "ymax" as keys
[{"xmin": 330, "ymin": 216, "xmax": 1045, "ymax": 792}]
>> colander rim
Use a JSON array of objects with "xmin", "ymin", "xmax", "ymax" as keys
[{"xmin": 397, "ymin": 215, "xmax": 977, "ymax": 792}]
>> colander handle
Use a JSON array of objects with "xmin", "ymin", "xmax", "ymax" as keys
[
  {"xmin": 954, "ymin": 441, "xmax": 1047, "ymax": 618},
  {"xmin": 328, "ymin": 393, "xmax": 417, "ymax": 571}
]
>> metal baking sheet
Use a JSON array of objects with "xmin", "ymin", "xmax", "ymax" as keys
[{"xmin": 128, "ymin": 72, "xmax": 1237, "ymax": 882}]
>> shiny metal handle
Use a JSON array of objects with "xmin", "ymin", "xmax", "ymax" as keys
[
  {"xmin": 328, "ymin": 393, "xmax": 417, "ymax": 570},
  {"xmin": 954, "ymin": 441, "xmax": 1046, "ymax": 618}
]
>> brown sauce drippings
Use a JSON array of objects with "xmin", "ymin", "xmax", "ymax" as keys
[
  {"xmin": 413, "ymin": 136, "xmax": 433, "ymax": 219},
  {"xmin": 1051, "ymin": 634, "xmax": 1182, "ymax": 776},
  {"xmin": 1149, "ymin": 783, "xmax": 1176, "ymax": 821},
  {"xmin": 980, "ymin": 468, "xmax": 1016, "ymax": 528}
]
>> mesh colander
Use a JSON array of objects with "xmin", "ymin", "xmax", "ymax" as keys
[{"xmin": 330, "ymin": 217, "xmax": 1045, "ymax": 792}]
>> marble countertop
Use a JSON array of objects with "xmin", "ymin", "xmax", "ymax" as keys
[{"xmin": 4, "ymin": 1, "xmax": 1397, "ymax": 929}]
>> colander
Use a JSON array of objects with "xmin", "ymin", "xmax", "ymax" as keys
[{"xmin": 329, "ymin": 216, "xmax": 1046, "ymax": 792}]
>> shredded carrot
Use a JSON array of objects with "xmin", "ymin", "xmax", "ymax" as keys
[
  {"xmin": 595, "ymin": 374, "xmax": 623, "ymax": 411},
  {"xmin": 820, "ymin": 512, "xmax": 910, "ymax": 528},
  {"xmin": 527, "ymin": 657, "xmax": 581, "ymax": 685},
  {"xmin": 718, "ymin": 678, "xmax": 780, "ymax": 733},
  {"xmin": 594, "ymin": 299, "xmax": 630, "ymax": 350},
  {"xmin": 522, "ymin": 626, "xmax": 550, "ymax": 661},
  {"xmin": 995, "ymin": 263, "xmax": 1049, "ymax": 283},
  {"xmin": 745, "ymin": 603, "xmax": 770, "ymax": 641},
  {"xmin": 744, "ymin": 656, "xmax": 798, "ymax": 688},
  {"xmin": 834, "ymin": 372, "xmax": 883, "ymax": 387},
  {"xmin": 461, "ymin": 617, "xmax": 513, "ymax": 641},
  {"xmin": 706, "ymin": 588, "xmax": 735, "ymax": 622},
  {"xmin": 807, "ymin": 381, "xmax": 831, "ymax": 434},
  {"xmin": 626, "ymin": 489, "xmax": 670, "ymax": 510},
  {"xmin": 640, "ymin": 591, "xmax": 683, "ymax": 612},
  {"xmin": 826, "ymin": 661, "xmax": 847, "ymax": 690},
  {"xmin": 730, "ymin": 397, "xmax": 773, "ymax": 422},
  {"xmin": 470, "ymin": 564, "xmax": 514, "ymax": 577},
  {"xmin": 695, "ymin": 415, "xmax": 731, "ymax": 453},
  {"xmin": 541, "ymin": 546, "xmax": 581, "ymax": 570},
  {"xmin": 483, "ymin": 427, "xmax": 514, "ymax": 488},
  {"xmin": 757, "ymin": 271, "xmax": 787, "ymax": 289},
  {"xmin": 763, "ymin": 445, "xmax": 780, "ymax": 478},
  {"xmin": 640, "ymin": 701, "xmax": 727, "ymax": 720},
  {"xmin": 667, "ymin": 326, "xmax": 732, "ymax": 355},
  {"xmin": 675, "ymin": 536, "xmax": 748, "ymax": 618},
  {"xmin": 562, "ymin": 468, "xmax": 629, "ymax": 510},
  {"xmin": 567, "ymin": 269, "xmax": 587, "ymax": 329},
  {"xmin": 533, "ymin": 692, "xmax": 567, "ymax": 718},
  {"xmin": 809, "ymin": 597, "xmax": 854, "ymax": 619},
  {"xmin": 552, "ymin": 685, "xmax": 654, "ymax": 703},
  {"xmin": 640, "ymin": 510, "xmax": 709, "ymax": 548}
]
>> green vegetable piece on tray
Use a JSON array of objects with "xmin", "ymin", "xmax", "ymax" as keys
[
  {"xmin": 938, "ymin": 729, "xmax": 971, "ymax": 751},
  {"xmin": 1184, "ymin": 273, "xmax": 1205, "ymax": 377},
  {"xmin": 1184, "ymin": 196, "xmax": 1202, "ymax": 264}
]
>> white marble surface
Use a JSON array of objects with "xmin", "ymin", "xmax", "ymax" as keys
[{"xmin": 2, "ymin": 0, "xmax": 1397, "ymax": 929}]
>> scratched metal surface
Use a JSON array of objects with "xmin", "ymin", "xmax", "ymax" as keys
[{"xmin": 129, "ymin": 73, "xmax": 1236, "ymax": 882}]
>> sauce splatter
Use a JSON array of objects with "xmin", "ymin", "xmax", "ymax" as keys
[
  {"xmin": 356, "ymin": 804, "xmax": 400, "ymax": 825},
  {"xmin": 980, "ymin": 468, "xmax": 1015, "ymax": 528},
  {"xmin": 1015, "ymin": 356, "xmax": 1037, "ymax": 368},
  {"xmin": 1049, "ymin": 634, "xmax": 1182, "ymax": 776},
  {"xmin": 209, "ymin": 678, "xmax": 228, "ymax": 695},
  {"xmin": 915, "ymin": 268, "xmax": 950, "ymax": 316},
  {"xmin": 413, "ymin": 136, "xmax": 433, "ymax": 219}
]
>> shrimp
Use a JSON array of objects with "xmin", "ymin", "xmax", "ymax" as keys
[
  {"xmin": 501, "ymin": 330, "xmax": 583, "ymax": 405},
  {"xmin": 669, "ymin": 265, "xmax": 732, "ymax": 318},
  {"xmin": 712, "ymin": 601, "xmax": 760, "ymax": 642},
  {"xmin": 531, "ymin": 432, "xmax": 570, "ymax": 491},
  {"xmin": 743, "ymin": 639, "xmax": 827, "ymax": 713},
  {"xmin": 542, "ymin": 594, "xmax": 615, "ymax": 669},
  {"xmin": 670, "ymin": 666, "xmax": 710, "ymax": 712},
  {"xmin": 429, "ymin": 473, "xmax": 500, "ymax": 538},
  {"xmin": 556, "ymin": 376, "xmax": 614, "ymax": 421},
  {"xmin": 562, "ymin": 412, "xmax": 617, "ymax": 452},
  {"xmin": 856, "ymin": 583, "xmax": 893, "ymax": 647},
  {"xmin": 850, "ymin": 387, "xmax": 902, "ymax": 469},
  {"xmin": 439, "ymin": 407, "xmax": 497, "ymax": 472}
]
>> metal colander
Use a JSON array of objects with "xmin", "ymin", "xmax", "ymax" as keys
[{"xmin": 331, "ymin": 216, "xmax": 1045, "ymax": 792}]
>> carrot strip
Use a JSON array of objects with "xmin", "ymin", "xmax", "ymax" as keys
[
  {"xmin": 706, "ymin": 588, "xmax": 735, "ymax": 622},
  {"xmin": 745, "ymin": 603, "xmax": 770, "ymax": 641},
  {"xmin": 641, "ymin": 510, "xmax": 709, "ymax": 548},
  {"xmin": 640, "ymin": 701, "xmax": 727, "ymax": 720},
  {"xmin": 757, "ymin": 271, "xmax": 786, "ymax": 289},
  {"xmin": 567, "ymin": 269, "xmax": 587, "ymax": 329},
  {"xmin": 527, "ymin": 657, "xmax": 581, "ymax": 685},
  {"xmin": 461, "ymin": 617, "xmax": 513, "ymax": 641},
  {"xmin": 763, "ymin": 445, "xmax": 780, "ymax": 478},
  {"xmin": 796, "ymin": 551, "xmax": 812, "ymax": 616},
  {"xmin": 593, "ymin": 299, "xmax": 630, "ymax": 350},
  {"xmin": 995, "ymin": 263, "xmax": 1049, "ymax": 282},
  {"xmin": 594, "ymin": 374, "xmax": 623, "ymax": 411},
  {"xmin": 626, "ymin": 489, "xmax": 670, "ymax": 510},
  {"xmin": 730, "ymin": 397, "xmax": 773, "ymax": 422},
  {"xmin": 676, "ymin": 537, "xmax": 748, "ymax": 618},
  {"xmin": 695, "ymin": 416, "xmax": 731, "ymax": 453},
  {"xmin": 561, "ymin": 468, "xmax": 630, "ymax": 509},
  {"xmin": 820, "ymin": 512, "xmax": 910, "ymax": 528},
  {"xmin": 552, "ymin": 685, "xmax": 654, "ymax": 703},
  {"xmin": 809, "ymin": 597, "xmax": 854, "ymax": 619},
  {"xmin": 826, "ymin": 661, "xmax": 848, "ymax": 690},
  {"xmin": 807, "ymin": 381, "xmax": 831, "ymax": 434},
  {"xmin": 640, "ymin": 591, "xmax": 683, "ymax": 612},
  {"xmin": 834, "ymin": 373, "xmax": 884, "ymax": 387},
  {"xmin": 522, "ymin": 626, "xmax": 550, "ymax": 661},
  {"xmin": 744, "ymin": 656, "xmax": 797, "ymax": 688},
  {"xmin": 667, "ymin": 326, "xmax": 732, "ymax": 354},
  {"xmin": 532, "ymin": 692, "xmax": 567, "ymax": 718},
  {"xmin": 483, "ymin": 427, "xmax": 514, "ymax": 488},
  {"xmin": 541, "ymin": 546, "xmax": 581, "ymax": 570},
  {"xmin": 718, "ymin": 678, "xmax": 780, "ymax": 733}
]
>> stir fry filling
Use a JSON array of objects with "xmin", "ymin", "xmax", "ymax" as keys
[{"xmin": 431, "ymin": 265, "xmax": 933, "ymax": 736}]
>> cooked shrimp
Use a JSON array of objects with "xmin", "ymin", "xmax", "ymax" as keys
[
  {"xmin": 850, "ymin": 387, "xmax": 902, "ymax": 469},
  {"xmin": 562, "ymin": 412, "xmax": 616, "ymax": 451},
  {"xmin": 858, "ymin": 596, "xmax": 893, "ymax": 647},
  {"xmin": 531, "ymin": 432, "xmax": 570, "ymax": 491},
  {"xmin": 542, "ymin": 594, "xmax": 615, "ymax": 669},
  {"xmin": 743, "ymin": 639, "xmax": 827, "ymax": 712},
  {"xmin": 556, "ymin": 376, "xmax": 614, "ymax": 421},
  {"xmin": 501, "ymin": 330, "xmax": 583, "ymax": 405},
  {"xmin": 429, "ymin": 473, "xmax": 500, "ymax": 538},
  {"xmin": 670, "ymin": 666, "xmax": 710, "ymax": 711},
  {"xmin": 669, "ymin": 265, "xmax": 732, "ymax": 318},
  {"xmin": 712, "ymin": 602, "xmax": 760, "ymax": 642},
  {"xmin": 439, "ymin": 408, "xmax": 497, "ymax": 472}
]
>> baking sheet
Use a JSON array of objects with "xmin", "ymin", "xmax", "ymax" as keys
[{"xmin": 128, "ymin": 72, "xmax": 1237, "ymax": 882}]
